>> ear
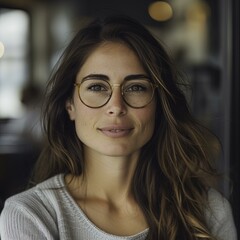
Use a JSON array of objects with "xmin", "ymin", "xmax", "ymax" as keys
[{"xmin": 65, "ymin": 99, "xmax": 76, "ymax": 120}]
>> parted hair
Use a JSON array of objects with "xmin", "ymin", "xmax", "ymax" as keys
[{"xmin": 32, "ymin": 16, "xmax": 220, "ymax": 239}]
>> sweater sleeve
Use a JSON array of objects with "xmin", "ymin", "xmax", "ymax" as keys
[
  {"xmin": 206, "ymin": 189, "xmax": 238, "ymax": 240},
  {"xmin": 0, "ymin": 197, "xmax": 58, "ymax": 240}
]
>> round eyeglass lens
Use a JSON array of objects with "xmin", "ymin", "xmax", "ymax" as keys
[
  {"xmin": 79, "ymin": 80, "xmax": 111, "ymax": 108},
  {"xmin": 122, "ymin": 80, "xmax": 155, "ymax": 108}
]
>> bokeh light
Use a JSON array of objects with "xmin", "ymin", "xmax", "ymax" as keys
[{"xmin": 148, "ymin": 1, "xmax": 173, "ymax": 22}]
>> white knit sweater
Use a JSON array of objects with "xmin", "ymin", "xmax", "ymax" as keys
[{"xmin": 0, "ymin": 174, "xmax": 237, "ymax": 240}]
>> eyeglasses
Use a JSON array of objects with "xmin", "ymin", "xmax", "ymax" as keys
[{"xmin": 74, "ymin": 79, "xmax": 158, "ymax": 108}]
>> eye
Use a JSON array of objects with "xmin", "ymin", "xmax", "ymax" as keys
[
  {"xmin": 87, "ymin": 84, "xmax": 108, "ymax": 92},
  {"xmin": 82, "ymin": 80, "xmax": 110, "ymax": 92},
  {"xmin": 125, "ymin": 83, "xmax": 148, "ymax": 92}
]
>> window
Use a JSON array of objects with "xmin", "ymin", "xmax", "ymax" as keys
[{"xmin": 0, "ymin": 8, "xmax": 30, "ymax": 118}]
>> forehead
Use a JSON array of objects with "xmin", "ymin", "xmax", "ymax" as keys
[
  {"xmin": 89, "ymin": 41, "xmax": 136, "ymax": 58},
  {"xmin": 76, "ymin": 42, "xmax": 146, "ymax": 78}
]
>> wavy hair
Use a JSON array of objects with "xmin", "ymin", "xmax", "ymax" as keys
[{"xmin": 32, "ymin": 16, "xmax": 220, "ymax": 239}]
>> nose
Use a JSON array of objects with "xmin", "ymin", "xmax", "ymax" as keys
[{"xmin": 105, "ymin": 84, "xmax": 127, "ymax": 116}]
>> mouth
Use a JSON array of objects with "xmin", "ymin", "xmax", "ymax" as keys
[{"xmin": 98, "ymin": 126, "xmax": 133, "ymax": 138}]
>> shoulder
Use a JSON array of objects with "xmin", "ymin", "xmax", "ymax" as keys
[
  {"xmin": 207, "ymin": 188, "xmax": 231, "ymax": 220},
  {"xmin": 0, "ymin": 174, "xmax": 65, "ymax": 239},
  {"xmin": 1, "ymin": 175, "xmax": 64, "ymax": 222},
  {"xmin": 2, "ymin": 174, "xmax": 65, "ymax": 210},
  {"xmin": 206, "ymin": 188, "xmax": 237, "ymax": 240}
]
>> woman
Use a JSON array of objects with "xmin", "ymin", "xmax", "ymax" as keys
[{"xmin": 0, "ymin": 16, "xmax": 237, "ymax": 239}]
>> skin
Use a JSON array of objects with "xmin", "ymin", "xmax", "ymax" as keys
[{"xmin": 65, "ymin": 42, "xmax": 156, "ymax": 235}]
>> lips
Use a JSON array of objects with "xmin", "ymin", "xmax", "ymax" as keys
[{"xmin": 98, "ymin": 126, "xmax": 133, "ymax": 138}]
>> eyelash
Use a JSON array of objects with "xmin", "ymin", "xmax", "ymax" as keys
[
  {"xmin": 125, "ymin": 85, "xmax": 147, "ymax": 92},
  {"xmin": 87, "ymin": 84, "xmax": 108, "ymax": 91}
]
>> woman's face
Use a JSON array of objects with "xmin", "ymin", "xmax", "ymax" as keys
[{"xmin": 66, "ymin": 42, "xmax": 156, "ymax": 159}]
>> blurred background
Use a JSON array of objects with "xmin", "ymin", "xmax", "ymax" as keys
[{"xmin": 0, "ymin": 0, "xmax": 239, "ymax": 234}]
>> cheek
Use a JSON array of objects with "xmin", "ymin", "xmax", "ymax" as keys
[
  {"xmin": 146, "ymin": 102, "xmax": 156, "ymax": 127},
  {"xmin": 72, "ymin": 92, "xmax": 92, "ymax": 124},
  {"xmin": 74, "ymin": 108, "xmax": 91, "ymax": 130},
  {"xmin": 71, "ymin": 95, "xmax": 85, "ymax": 127},
  {"xmin": 144, "ymin": 113, "xmax": 156, "ymax": 137},
  {"xmin": 74, "ymin": 119, "xmax": 90, "ymax": 145},
  {"xmin": 73, "ymin": 106, "xmax": 97, "ymax": 142},
  {"xmin": 137, "ymin": 104, "xmax": 156, "ymax": 137}
]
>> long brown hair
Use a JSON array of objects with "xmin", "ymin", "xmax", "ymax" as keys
[{"xmin": 32, "ymin": 16, "xmax": 220, "ymax": 239}]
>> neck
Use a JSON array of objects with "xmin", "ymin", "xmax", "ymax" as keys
[
  {"xmin": 65, "ymin": 150, "xmax": 149, "ymax": 235},
  {"xmin": 68, "ymin": 150, "xmax": 140, "ymax": 203}
]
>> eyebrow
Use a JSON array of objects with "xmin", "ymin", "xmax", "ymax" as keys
[
  {"xmin": 81, "ymin": 74, "xmax": 150, "ymax": 81},
  {"xmin": 82, "ymin": 74, "xmax": 109, "ymax": 81}
]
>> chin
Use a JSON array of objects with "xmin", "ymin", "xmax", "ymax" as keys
[
  {"xmin": 99, "ymin": 145, "xmax": 140, "ymax": 158},
  {"xmin": 84, "ymin": 141, "xmax": 142, "ymax": 158}
]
